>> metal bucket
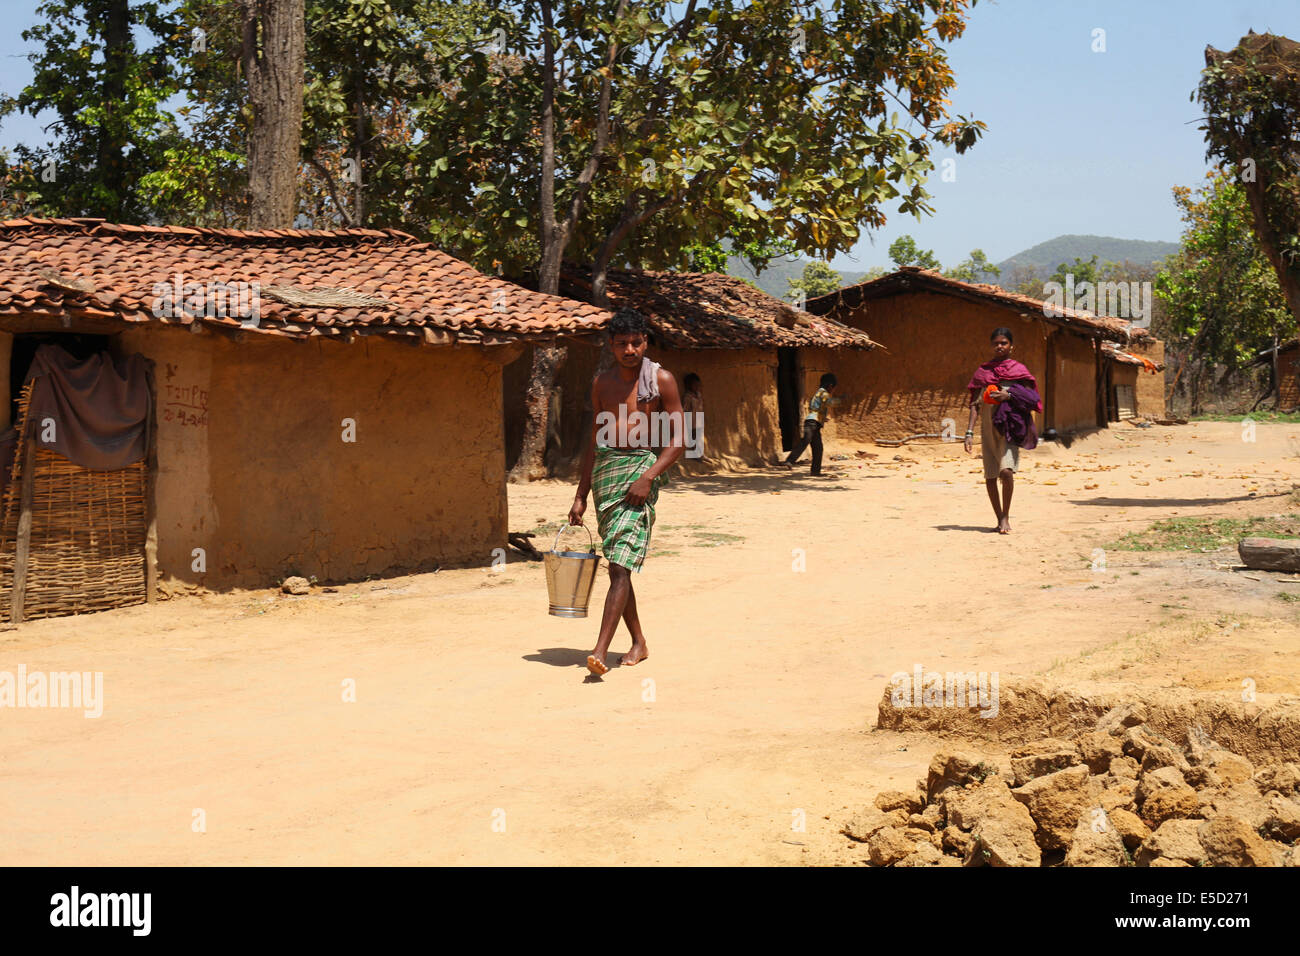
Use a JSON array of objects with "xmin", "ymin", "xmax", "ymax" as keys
[{"xmin": 544, "ymin": 522, "xmax": 601, "ymax": 618}]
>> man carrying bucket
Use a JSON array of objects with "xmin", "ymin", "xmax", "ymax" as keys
[{"xmin": 568, "ymin": 309, "xmax": 686, "ymax": 676}]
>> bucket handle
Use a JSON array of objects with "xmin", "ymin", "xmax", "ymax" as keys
[{"xmin": 552, "ymin": 520, "xmax": 595, "ymax": 554}]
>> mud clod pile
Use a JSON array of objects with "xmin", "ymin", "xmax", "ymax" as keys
[{"xmin": 844, "ymin": 707, "xmax": 1300, "ymax": 867}]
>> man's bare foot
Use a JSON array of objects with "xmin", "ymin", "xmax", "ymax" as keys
[
  {"xmin": 586, "ymin": 654, "xmax": 609, "ymax": 676},
  {"xmin": 621, "ymin": 642, "xmax": 648, "ymax": 667},
  {"xmin": 998, "ymin": 517, "xmax": 1012, "ymax": 534}
]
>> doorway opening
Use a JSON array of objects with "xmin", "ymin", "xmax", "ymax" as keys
[
  {"xmin": 0, "ymin": 332, "xmax": 153, "ymax": 622},
  {"xmin": 776, "ymin": 347, "xmax": 801, "ymax": 452}
]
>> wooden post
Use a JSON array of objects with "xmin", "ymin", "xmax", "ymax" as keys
[
  {"xmin": 1044, "ymin": 331, "xmax": 1057, "ymax": 431},
  {"xmin": 1094, "ymin": 340, "xmax": 1106, "ymax": 428},
  {"xmin": 11, "ymin": 431, "xmax": 37, "ymax": 624},
  {"xmin": 0, "ymin": 331, "xmax": 12, "ymax": 433},
  {"xmin": 1273, "ymin": 335, "xmax": 1281, "ymax": 409},
  {"xmin": 143, "ymin": 362, "xmax": 159, "ymax": 603}
]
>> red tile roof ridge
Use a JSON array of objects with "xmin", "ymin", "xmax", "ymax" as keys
[
  {"xmin": 808, "ymin": 266, "xmax": 1143, "ymax": 342},
  {"xmin": 0, "ymin": 217, "xmax": 424, "ymax": 247}
]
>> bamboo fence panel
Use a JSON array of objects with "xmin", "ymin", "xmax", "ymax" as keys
[{"xmin": 0, "ymin": 382, "xmax": 149, "ymax": 621}]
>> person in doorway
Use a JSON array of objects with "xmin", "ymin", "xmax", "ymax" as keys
[
  {"xmin": 682, "ymin": 373, "xmax": 703, "ymax": 416},
  {"xmin": 783, "ymin": 373, "xmax": 838, "ymax": 476},
  {"xmin": 569, "ymin": 309, "xmax": 685, "ymax": 676},
  {"xmin": 681, "ymin": 372, "xmax": 704, "ymax": 460},
  {"xmin": 963, "ymin": 328, "xmax": 1042, "ymax": 534}
]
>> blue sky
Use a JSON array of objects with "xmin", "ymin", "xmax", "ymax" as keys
[
  {"xmin": 1, "ymin": 0, "xmax": 1297, "ymax": 268},
  {"xmin": 831, "ymin": 0, "xmax": 1300, "ymax": 270}
]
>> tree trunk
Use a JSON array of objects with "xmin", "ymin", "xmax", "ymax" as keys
[
  {"xmin": 99, "ymin": 0, "xmax": 130, "ymax": 219},
  {"xmin": 510, "ymin": 344, "xmax": 566, "ymax": 482},
  {"xmin": 509, "ymin": 0, "xmax": 626, "ymax": 483},
  {"xmin": 240, "ymin": 0, "xmax": 305, "ymax": 228},
  {"xmin": 509, "ymin": 0, "xmax": 564, "ymax": 483},
  {"xmin": 352, "ymin": 50, "xmax": 366, "ymax": 226},
  {"xmin": 1240, "ymin": 171, "xmax": 1300, "ymax": 326}
]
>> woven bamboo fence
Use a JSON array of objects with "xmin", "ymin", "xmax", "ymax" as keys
[{"xmin": 0, "ymin": 380, "xmax": 151, "ymax": 621}]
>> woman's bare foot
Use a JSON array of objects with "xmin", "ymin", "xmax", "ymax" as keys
[
  {"xmin": 998, "ymin": 517, "xmax": 1012, "ymax": 534},
  {"xmin": 586, "ymin": 654, "xmax": 609, "ymax": 676},
  {"xmin": 621, "ymin": 641, "xmax": 649, "ymax": 667}
]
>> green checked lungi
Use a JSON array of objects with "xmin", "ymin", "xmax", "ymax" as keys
[{"xmin": 593, "ymin": 445, "xmax": 667, "ymax": 572}]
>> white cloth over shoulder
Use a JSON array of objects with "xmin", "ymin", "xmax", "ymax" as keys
[{"xmin": 637, "ymin": 357, "xmax": 662, "ymax": 403}]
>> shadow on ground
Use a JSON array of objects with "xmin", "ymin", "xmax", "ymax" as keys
[
  {"xmin": 523, "ymin": 647, "xmax": 590, "ymax": 667},
  {"xmin": 1068, "ymin": 491, "xmax": 1286, "ymax": 508},
  {"xmin": 672, "ymin": 468, "xmax": 875, "ymax": 495}
]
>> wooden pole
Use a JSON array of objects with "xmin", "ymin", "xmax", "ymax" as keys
[
  {"xmin": 11, "ymin": 431, "xmax": 37, "ymax": 624},
  {"xmin": 1094, "ymin": 340, "xmax": 1105, "ymax": 427},
  {"xmin": 1273, "ymin": 335, "xmax": 1281, "ymax": 409},
  {"xmin": 143, "ymin": 361, "xmax": 159, "ymax": 603}
]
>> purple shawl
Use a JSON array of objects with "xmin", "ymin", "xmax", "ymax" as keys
[
  {"xmin": 993, "ymin": 382, "xmax": 1041, "ymax": 450},
  {"xmin": 967, "ymin": 357, "xmax": 1039, "ymax": 405}
]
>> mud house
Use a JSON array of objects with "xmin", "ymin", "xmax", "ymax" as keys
[
  {"xmin": 503, "ymin": 268, "xmax": 878, "ymax": 472},
  {"xmin": 1102, "ymin": 339, "xmax": 1166, "ymax": 421},
  {"xmin": 0, "ymin": 218, "xmax": 607, "ymax": 621},
  {"xmin": 805, "ymin": 267, "xmax": 1159, "ymax": 442},
  {"xmin": 1256, "ymin": 340, "xmax": 1300, "ymax": 411}
]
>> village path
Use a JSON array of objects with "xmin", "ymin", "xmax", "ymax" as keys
[{"xmin": 1, "ymin": 422, "xmax": 1298, "ymax": 866}]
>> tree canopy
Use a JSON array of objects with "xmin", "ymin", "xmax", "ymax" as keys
[
  {"xmin": 0, "ymin": 0, "xmax": 180, "ymax": 220},
  {"xmin": 887, "ymin": 233, "xmax": 940, "ymax": 270},
  {"xmin": 1155, "ymin": 171, "xmax": 1292, "ymax": 371},
  {"xmin": 787, "ymin": 260, "xmax": 841, "ymax": 302},
  {"xmin": 944, "ymin": 248, "xmax": 998, "ymax": 283},
  {"xmin": 1198, "ymin": 32, "xmax": 1300, "ymax": 324},
  {"xmin": 3, "ymin": 0, "xmax": 986, "ymax": 293}
]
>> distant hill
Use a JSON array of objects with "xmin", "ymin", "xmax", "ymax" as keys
[
  {"xmin": 996, "ymin": 234, "xmax": 1179, "ymax": 276},
  {"xmin": 726, "ymin": 255, "xmax": 867, "ymax": 301},
  {"xmin": 724, "ymin": 233, "xmax": 1180, "ymax": 299}
]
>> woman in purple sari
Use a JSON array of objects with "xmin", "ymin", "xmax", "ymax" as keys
[{"xmin": 962, "ymin": 328, "xmax": 1042, "ymax": 534}]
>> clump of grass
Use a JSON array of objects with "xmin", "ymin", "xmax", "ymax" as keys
[
  {"xmin": 692, "ymin": 532, "xmax": 745, "ymax": 547},
  {"xmin": 1277, "ymin": 591, "xmax": 1300, "ymax": 603},
  {"xmin": 1111, "ymin": 516, "xmax": 1300, "ymax": 552},
  {"xmin": 1192, "ymin": 410, "xmax": 1300, "ymax": 424}
]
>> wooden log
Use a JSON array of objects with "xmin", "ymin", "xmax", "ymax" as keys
[
  {"xmin": 1239, "ymin": 537, "xmax": 1300, "ymax": 572},
  {"xmin": 11, "ymin": 432, "xmax": 37, "ymax": 623}
]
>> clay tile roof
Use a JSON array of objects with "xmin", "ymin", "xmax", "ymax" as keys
[
  {"xmin": 553, "ymin": 266, "xmax": 879, "ymax": 351},
  {"xmin": 0, "ymin": 218, "xmax": 610, "ymax": 344},
  {"xmin": 805, "ymin": 266, "xmax": 1139, "ymax": 344}
]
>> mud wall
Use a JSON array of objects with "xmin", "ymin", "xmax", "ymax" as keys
[
  {"xmin": 1050, "ymin": 330, "xmax": 1098, "ymax": 432},
  {"xmin": 118, "ymin": 327, "xmax": 507, "ymax": 589},
  {"xmin": 817, "ymin": 292, "xmax": 1101, "ymax": 442},
  {"xmin": 1131, "ymin": 338, "xmax": 1167, "ymax": 419},
  {"xmin": 657, "ymin": 345, "xmax": 780, "ymax": 470},
  {"xmin": 504, "ymin": 342, "xmax": 782, "ymax": 472},
  {"xmin": 797, "ymin": 346, "xmax": 854, "ymax": 445}
]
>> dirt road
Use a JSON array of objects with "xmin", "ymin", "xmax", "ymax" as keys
[{"xmin": 2, "ymin": 421, "xmax": 1297, "ymax": 865}]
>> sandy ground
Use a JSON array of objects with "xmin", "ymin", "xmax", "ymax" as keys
[{"xmin": 2, "ymin": 420, "xmax": 1299, "ymax": 866}]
